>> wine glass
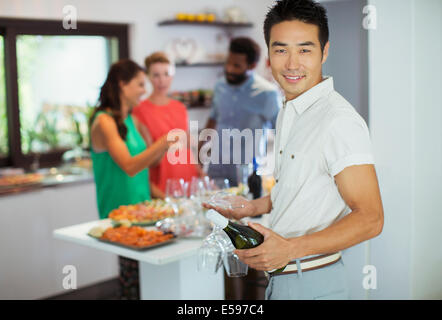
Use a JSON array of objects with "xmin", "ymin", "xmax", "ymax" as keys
[
  {"xmin": 189, "ymin": 177, "xmax": 205, "ymax": 199},
  {"xmin": 179, "ymin": 178, "xmax": 189, "ymax": 198},
  {"xmin": 165, "ymin": 178, "xmax": 184, "ymax": 216},
  {"xmin": 197, "ymin": 230, "xmax": 224, "ymax": 274},
  {"xmin": 207, "ymin": 192, "xmax": 247, "ymax": 211},
  {"xmin": 197, "ymin": 226, "xmax": 234, "ymax": 273},
  {"xmin": 212, "ymin": 178, "xmax": 230, "ymax": 191}
]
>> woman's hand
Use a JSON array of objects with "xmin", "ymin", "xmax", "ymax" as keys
[
  {"xmin": 197, "ymin": 164, "xmax": 207, "ymax": 178},
  {"xmin": 155, "ymin": 134, "xmax": 178, "ymax": 151}
]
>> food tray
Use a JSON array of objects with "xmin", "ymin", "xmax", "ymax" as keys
[
  {"xmin": 88, "ymin": 233, "xmax": 177, "ymax": 251},
  {"xmin": 0, "ymin": 180, "xmax": 43, "ymax": 189},
  {"xmin": 110, "ymin": 219, "xmax": 159, "ymax": 227}
]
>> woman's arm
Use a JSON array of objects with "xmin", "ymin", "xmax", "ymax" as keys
[{"xmin": 95, "ymin": 113, "xmax": 171, "ymax": 177}]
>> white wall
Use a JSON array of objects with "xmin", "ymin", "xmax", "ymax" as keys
[
  {"xmin": 0, "ymin": 183, "xmax": 119, "ymax": 299},
  {"xmin": 410, "ymin": 0, "xmax": 442, "ymax": 299},
  {"xmin": 368, "ymin": 0, "xmax": 442, "ymax": 299}
]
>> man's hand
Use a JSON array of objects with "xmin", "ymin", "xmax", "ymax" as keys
[
  {"xmin": 202, "ymin": 195, "xmax": 257, "ymax": 220},
  {"xmin": 234, "ymin": 222, "xmax": 295, "ymax": 271}
]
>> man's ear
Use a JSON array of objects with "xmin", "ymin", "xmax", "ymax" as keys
[{"xmin": 321, "ymin": 41, "xmax": 330, "ymax": 64}]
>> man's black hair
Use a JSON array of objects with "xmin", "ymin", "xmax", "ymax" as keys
[
  {"xmin": 263, "ymin": 0, "xmax": 329, "ymax": 52},
  {"xmin": 229, "ymin": 37, "xmax": 261, "ymax": 66}
]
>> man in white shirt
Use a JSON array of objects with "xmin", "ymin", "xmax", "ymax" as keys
[{"xmin": 204, "ymin": 0, "xmax": 384, "ymax": 300}]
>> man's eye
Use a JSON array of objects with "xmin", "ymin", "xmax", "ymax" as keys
[
  {"xmin": 275, "ymin": 49, "xmax": 286, "ymax": 54},
  {"xmin": 300, "ymin": 49, "xmax": 311, "ymax": 53}
]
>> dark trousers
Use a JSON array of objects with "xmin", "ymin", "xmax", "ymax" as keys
[{"xmin": 118, "ymin": 256, "xmax": 140, "ymax": 300}]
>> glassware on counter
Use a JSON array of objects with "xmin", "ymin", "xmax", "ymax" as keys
[
  {"xmin": 165, "ymin": 178, "xmax": 185, "ymax": 216},
  {"xmin": 155, "ymin": 211, "xmax": 212, "ymax": 238}
]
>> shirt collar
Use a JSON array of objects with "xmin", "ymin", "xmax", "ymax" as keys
[{"xmin": 285, "ymin": 76, "xmax": 334, "ymax": 115}]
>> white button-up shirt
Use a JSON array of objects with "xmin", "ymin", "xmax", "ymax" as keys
[{"xmin": 269, "ymin": 77, "xmax": 374, "ymax": 238}]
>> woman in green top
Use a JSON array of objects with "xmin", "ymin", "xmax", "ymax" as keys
[
  {"xmin": 89, "ymin": 59, "xmax": 173, "ymax": 299},
  {"xmin": 90, "ymin": 59, "xmax": 172, "ymax": 219}
]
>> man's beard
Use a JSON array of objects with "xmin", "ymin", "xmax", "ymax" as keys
[{"xmin": 225, "ymin": 71, "xmax": 248, "ymax": 85}]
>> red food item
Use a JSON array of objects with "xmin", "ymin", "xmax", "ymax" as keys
[
  {"xmin": 108, "ymin": 200, "xmax": 175, "ymax": 223},
  {"xmin": 101, "ymin": 226, "xmax": 174, "ymax": 248}
]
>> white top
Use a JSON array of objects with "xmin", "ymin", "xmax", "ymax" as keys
[{"xmin": 269, "ymin": 77, "xmax": 374, "ymax": 238}]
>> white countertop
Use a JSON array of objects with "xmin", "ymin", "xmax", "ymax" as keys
[
  {"xmin": 53, "ymin": 219, "xmax": 204, "ymax": 265},
  {"xmin": 53, "ymin": 215, "xmax": 270, "ymax": 266}
]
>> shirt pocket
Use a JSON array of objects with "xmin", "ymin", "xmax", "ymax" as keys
[{"xmin": 276, "ymin": 150, "xmax": 315, "ymax": 190}]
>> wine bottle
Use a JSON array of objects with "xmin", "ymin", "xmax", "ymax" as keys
[
  {"xmin": 206, "ymin": 209, "xmax": 285, "ymax": 274},
  {"xmin": 247, "ymin": 157, "xmax": 262, "ymax": 200}
]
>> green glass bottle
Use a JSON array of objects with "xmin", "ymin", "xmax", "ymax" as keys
[{"xmin": 206, "ymin": 209, "xmax": 285, "ymax": 274}]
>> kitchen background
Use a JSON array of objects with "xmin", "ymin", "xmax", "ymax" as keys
[{"xmin": 0, "ymin": 0, "xmax": 440, "ymax": 300}]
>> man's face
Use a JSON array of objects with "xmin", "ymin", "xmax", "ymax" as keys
[
  {"xmin": 224, "ymin": 52, "xmax": 250, "ymax": 85},
  {"xmin": 269, "ymin": 20, "xmax": 329, "ymax": 101}
]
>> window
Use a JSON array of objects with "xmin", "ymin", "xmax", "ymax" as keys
[
  {"xmin": 16, "ymin": 35, "xmax": 119, "ymax": 155},
  {"xmin": 0, "ymin": 35, "xmax": 7, "ymax": 158},
  {"xmin": 0, "ymin": 18, "xmax": 128, "ymax": 168}
]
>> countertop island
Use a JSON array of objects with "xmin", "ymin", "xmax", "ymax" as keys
[{"xmin": 53, "ymin": 219, "xmax": 225, "ymax": 300}]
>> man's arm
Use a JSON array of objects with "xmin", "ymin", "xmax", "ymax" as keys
[
  {"xmin": 290, "ymin": 164, "xmax": 384, "ymax": 257},
  {"xmin": 235, "ymin": 164, "xmax": 384, "ymax": 271}
]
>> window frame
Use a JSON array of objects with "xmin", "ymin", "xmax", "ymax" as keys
[
  {"xmin": 0, "ymin": 28, "xmax": 8, "ymax": 167},
  {"xmin": 0, "ymin": 18, "xmax": 129, "ymax": 168}
]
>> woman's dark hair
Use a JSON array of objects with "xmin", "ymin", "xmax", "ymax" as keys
[
  {"xmin": 264, "ymin": 0, "xmax": 329, "ymax": 53},
  {"xmin": 229, "ymin": 37, "xmax": 261, "ymax": 66},
  {"xmin": 89, "ymin": 59, "xmax": 144, "ymax": 141}
]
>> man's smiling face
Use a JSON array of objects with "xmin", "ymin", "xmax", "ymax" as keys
[{"xmin": 269, "ymin": 19, "xmax": 329, "ymax": 101}]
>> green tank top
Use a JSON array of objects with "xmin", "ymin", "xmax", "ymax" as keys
[{"xmin": 90, "ymin": 111, "xmax": 151, "ymax": 219}]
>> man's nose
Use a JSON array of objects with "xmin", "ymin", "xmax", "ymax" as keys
[
  {"xmin": 285, "ymin": 52, "xmax": 301, "ymax": 71},
  {"xmin": 225, "ymin": 64, "xmax": 235, "ymax": 74}
]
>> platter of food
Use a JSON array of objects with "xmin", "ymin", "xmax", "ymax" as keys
[
  {"xmin": 0, "ymin": 173, "xmax": 44, "ymax": 190},
  {"xmin": 108, "ymin": 199, "xmax": 178, "ymax": 226},
  {"xmin": 88, "ymin": 225, "xmax": 176, "ymax": 251}
]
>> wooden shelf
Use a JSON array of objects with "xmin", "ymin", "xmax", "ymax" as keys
[{"xmin": 158, "ymin": 20, "xmax": 253, "ymax": 28}]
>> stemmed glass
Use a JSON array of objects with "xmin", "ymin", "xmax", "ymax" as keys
[
  {"xmin": 189, "ymin": 177, "xmax": 206, "ymax": 203},
  {"xmin": 179, "ymin": 178, "xmax": 189, "ymax": 199},
  {"xmin": 165, "ymin": 178, "xmax": 185, "ymax": 216},
  {"xmin": 197, "ymin": 226, "xmax": 233, "ymax": 274},
  {"xmin": 212, "ymin": 178, "xmax": 230, "ymax": 191}
]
